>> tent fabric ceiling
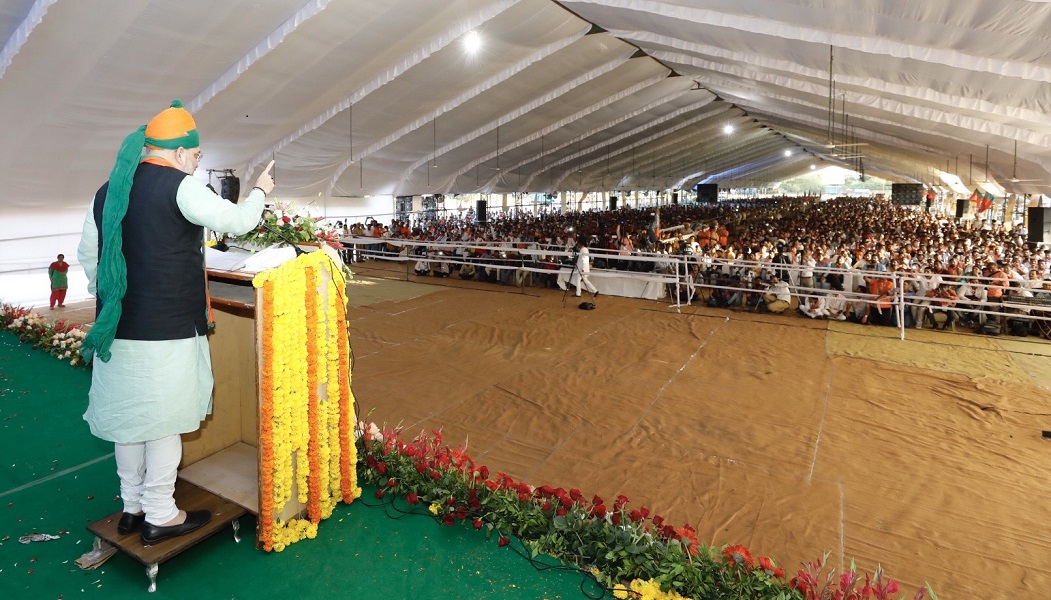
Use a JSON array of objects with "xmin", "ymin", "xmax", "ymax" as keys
[{"xmin": 2, "ymin": 0, "xmax": 1051, "ymax": 214}]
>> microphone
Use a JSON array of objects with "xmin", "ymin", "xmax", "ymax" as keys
[
  {"xmin": 212, "ymin": 231, "xmax": 229, "ymax": 252},
  {"xmin": 259, "ymin": 219, "xmax": 306, "ymax": 256}
]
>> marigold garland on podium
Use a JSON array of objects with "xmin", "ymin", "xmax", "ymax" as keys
[
  {"xmin": 169, "ymin": 251, "xmax": 359, "ymax": 524},
  {"xmin": 89, "ymin": 246, "xmax": 361, "ymax": 590},
  {"xmin": 249, "ymin": 248, "xmax": 362, "ymax": 551}
]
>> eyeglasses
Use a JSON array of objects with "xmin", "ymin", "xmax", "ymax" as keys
[{"xmin": 192, "ymin": 150, "xmax": 203, "ymax": 161}]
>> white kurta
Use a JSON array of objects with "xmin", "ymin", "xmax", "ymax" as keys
[{"xmin": 77, "ymin": 172, "xmax": 265, "ymax": 443}]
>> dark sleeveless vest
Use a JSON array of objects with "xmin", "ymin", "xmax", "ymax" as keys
[{"xmin": 93, "ymin": 162, "xmax": 207, "ymax": 340}]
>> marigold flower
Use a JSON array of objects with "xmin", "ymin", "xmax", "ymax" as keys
[{"xmin": 498, "ymin": 536, "xmax": 510, "ymax": 547}]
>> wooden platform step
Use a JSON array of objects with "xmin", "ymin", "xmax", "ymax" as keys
[{"xmin": 87, "ymin": 480, "xmax": 247, "ymax": 592}]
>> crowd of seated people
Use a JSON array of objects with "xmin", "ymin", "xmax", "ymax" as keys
[{"xmin": 336, "ymin": 196, "xmax": 1050, "ymax": 334}]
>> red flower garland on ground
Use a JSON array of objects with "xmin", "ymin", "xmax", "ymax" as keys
[{"xmin": 357, "ymin": 425, "xmax": 933, "ymax": 600}]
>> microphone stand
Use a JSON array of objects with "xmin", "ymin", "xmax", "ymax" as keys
[{"xmin": 260, "ymin": 221, "xmax": 306, "ymax": 257}]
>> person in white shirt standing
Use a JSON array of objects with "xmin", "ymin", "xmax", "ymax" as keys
[
  {"xmin": 570, "ymin": 239, "xmax": 599, "ymax": 298},
  {"xmin": 799, "ymin": 250, "xmax": 817, "ymax": 291}
]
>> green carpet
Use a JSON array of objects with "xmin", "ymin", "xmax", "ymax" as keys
[{"xmin": 0, "ymin": 333, "xmax": 604, "ymax": 599}]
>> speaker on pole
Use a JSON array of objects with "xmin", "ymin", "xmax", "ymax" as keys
[
  {"xmin": 609, "ymin": 196, "xmax": 618, "ymax": 211},
  {"xmin": 220, "ymin": 176, "xmax": 240, "ymax": 204},
  {"xmin": 476, "ymin": 200, "xmax": 487, "ymax": 224},
  {"xmin": 1028, "ymin": 207, "xmax": 1051, "ymax": 244},
  {"xmin": 955, "ymin": 199, "xmax": 968, "ymax": 219},
  {"xmin": 696, "ymin": 184, "xmax": 717, "ymax": 203}
]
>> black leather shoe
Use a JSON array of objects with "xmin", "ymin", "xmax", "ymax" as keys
[
  {"xmin": 592, "ymin": 291, "xmax": 600, "ymax": 298},
  {"xmin": 117, "ymin": 512, "xmax": 145, "ymax": 535},
  {"xmin": 140, "ymin": 510, "xmax": 212, "ymax": 546}
]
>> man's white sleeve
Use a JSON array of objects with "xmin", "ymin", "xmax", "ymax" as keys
[
  {"xmin": 77, "ymin": 201, "xmax": 99, "ymax": 296},
  {"xmin": 176, "ymin": 176, "xmax": 265, "ymax": 235}
]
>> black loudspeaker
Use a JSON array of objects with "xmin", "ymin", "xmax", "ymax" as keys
[
  {"xmin": 476, "ymin": 200, "xmax": 487, "ymax": 224},
  {"xmin": 1028, "ymin": 207, "xmax": 1051, "ymax": 244},
  {"xmin": 671, "ymin": 191, "xmax": 679, "ymax": 204},
  {"xmin": 891, "ymin": 183, "xmax": 923, "ymax": 205},
  {"xmin": 956, "ymin": 199, "xmax": 968, "ymax": 219},
  {"xmin": 696, "ymin": 184, "xmax": 717, "ymax": 203},
  {"xmin": 220, "ymin": 176, "xmax": 240, "ymax": 204},
  {"xmin": 609, "ymin": 196, "xmax": 618, "ymax": 211}
]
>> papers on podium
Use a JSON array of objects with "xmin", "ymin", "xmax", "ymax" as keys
[{"xmin": 204, "ymin": 244, "xmax": 298, "ymax": 274}]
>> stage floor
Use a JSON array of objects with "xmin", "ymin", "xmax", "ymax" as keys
[
  {"xmin": 342, "ymin": 267, "xmax": 1042, "ymax": 600},
  {"xmin": 62, "ymin": 268, "xmax": 1051, "ymax": 598}
]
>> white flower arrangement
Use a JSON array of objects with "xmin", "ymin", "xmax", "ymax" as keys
[{"xmin": 1, "ymin": 303, "xmax": 89, "ymax": 368}]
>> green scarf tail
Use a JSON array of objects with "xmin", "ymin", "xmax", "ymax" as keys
[{"xmin": 80, "ymin": 125, "xmax": 146, "ymax": 363}]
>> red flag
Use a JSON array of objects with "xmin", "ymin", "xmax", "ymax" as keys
[{"xmin": 977, "ymin": 196, "xmax": 993, "ymax": 213}]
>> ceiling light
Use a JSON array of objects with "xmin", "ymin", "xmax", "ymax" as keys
[
  {"xmin": 810, "ymin": 164, "xmax": 816, "ymax": 170},
  {"xmin": 783, "ymin": 149, "xmax": 792, "ymax": 157},
  {"xmin": 722, "ymin": 124, "xmax": 734, "ymax": 135},
  {"xmin": 464, "ymin": 31, "xmax": 481, "ymax": 53}
]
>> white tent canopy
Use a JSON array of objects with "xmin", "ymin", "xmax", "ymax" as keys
[{"xmin": 2, "ymin": 0, "xmax": 1051, "ymax": 274}]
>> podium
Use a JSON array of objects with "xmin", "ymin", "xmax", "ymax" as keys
[{"xmin": 89, "ymin": 247, "xmax": 360, "ymax": 591}]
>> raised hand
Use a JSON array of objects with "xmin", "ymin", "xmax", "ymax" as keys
[{"xmin": 255, "ymin": 160, "xmax": 276, "ymax": 194}]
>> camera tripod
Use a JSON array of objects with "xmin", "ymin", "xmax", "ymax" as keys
[{"xmin": 561, "ymin": 254, "xmax": 580, "ymax": 308}]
